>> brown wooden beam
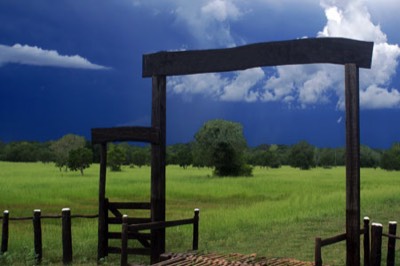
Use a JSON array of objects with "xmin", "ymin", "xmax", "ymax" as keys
[
  {"xmin": 97, "ymin": 143, "xmax": 107, "ymax": 261},
  {"xmin": 91, "ymin": 126, "xmax": 159, "ymax": 144},
  {"xmin": 150, "ymin": 75, "xmax": 166, "ymax": 264},
  {"xmin": 345, "ymin": 63, "xmax": 361, "ymax": 266},
  {"xmin": 143, "ymin": 38, "xmax": 373, "ymax": 77}
]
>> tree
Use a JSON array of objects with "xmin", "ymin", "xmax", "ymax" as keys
[
  {"xmin": 107, "ymin": 144, "xmax": 126, "ymax": 171},
  {"xmin": 51, "ymin": 134, "xmax": 86, "ymax": 171},
  {"xmin": 67, "ymin": 147, "xmax": 93, "ymax": 175},
  {"xmin": 381, "ymin": 143, "xmax": 400, "ymax": 171},
  {"xmin": 193, "ymin": 119, "xmax": 252, "ymax": 176},
  {"xmin": 168, "ymin": 143, "xmax": 193, "ymax": 168},
  {"xmin": 289, "ymin": 141, "xmax": 315, "ymax": 170},
  {"xmin": 131, "ymin": 146, "xmax": 150, "ymax": 168},
  {"xmin": 316, "ymin": 148, "xmax": 336, "ymax": 168},
  {"xmin": 360, "ymin": 145, "xmax": 381, "ymax": 168}
]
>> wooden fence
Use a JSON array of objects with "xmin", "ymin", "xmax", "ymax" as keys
[
  {"xmin": 0, "ymin": 209, "xmax": 98, "ymax": 264},
  {"xmin": 121, "ymin": 209, "xmax": 200, "ymax": 266},
  {"xmin": 315, "ymin": 217, "xmax": 400, "ymax": 266}
]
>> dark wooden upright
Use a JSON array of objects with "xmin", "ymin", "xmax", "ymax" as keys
[
  {"xmin": 142, "ymin": 37, "xmax": 373, "ymax": 265},
  {"xmin": 97, "ymin": 143, "xmax": 107, "ymax": 260},
  {"xmin": 345, "ymin": 63, "xmax": 360, "ymax": 266},
  {"xmin": 150, "ymin": 75, "xmax": 167, "ymax": 263}
]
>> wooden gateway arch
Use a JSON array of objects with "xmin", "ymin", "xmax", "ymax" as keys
[{"xmin": 92, "ymin": 37, "xmax": 373, "ymax": 265}]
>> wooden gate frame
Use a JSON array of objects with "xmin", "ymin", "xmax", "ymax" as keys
[{"xmin": 93, "ymin": 37, "xmax": 373, "ymax": 265}]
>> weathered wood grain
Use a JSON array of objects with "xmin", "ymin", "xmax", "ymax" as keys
[
  {"xmin": 143, "ymin": 38, "xmax": 373, "ymax": 77},
  {"xmin": 345, "ymin": 63, "xmax": 361, "ymax": 266},
  {"xmin": 91, "ymin": 126, "xmax": 159, "ymax": 144}
]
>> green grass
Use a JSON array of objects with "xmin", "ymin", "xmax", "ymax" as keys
[{"xmin": 0, "ymin": 162, "xmax": 400, "ymax": 265}]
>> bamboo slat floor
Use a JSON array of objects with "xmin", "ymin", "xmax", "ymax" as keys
[{"xmin": 149, "ymin": 252, "xmax": 315, "ymax": 266}]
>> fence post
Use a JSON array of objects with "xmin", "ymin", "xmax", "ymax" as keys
[
  {"xmin": 33, "ymin": 209, "xmax": 42, "ymax": 263},
  {"xmin": 121, "ymin": 215, "xmax": 129, "ymax": 266},
  {"xmin": 364, "ymin": 217, "xmax": 370, "ymax": 266},
  {"xmin": 315, "ymin": 237, "xmax": 322, "ymax": 266},
  {"xmin": 193, "ymin": 208, "xmax": 200, "ymax": 251},
  {"xmin": 386, "ymin": 221, "xmax": 397, "ymax": 266},
  {"xmin": 1, "ymin": 210, "xmax": 9, "ymax": 254},
  {"xmin": 62, "ymin": 208, "xmax": 73, "ymax": 265},
  {"xmin": 370, "ymin": 223, "xmax": 382, "ymax": 266}
]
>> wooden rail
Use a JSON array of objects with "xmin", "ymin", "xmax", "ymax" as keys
[
  {"xmin": 315, "ymin": 218, "xmax": 400, "ymax": 266},
  {"xmin": 315, "ymin": 217, "xmax": 370, "ymax": 266},
  {"xmin": 0, "ymin": 209, "xmax": 98, "ymax": 264},
  {"xmin": 120, "ymin": 209, "xmax": 200, "ymax": 266}
]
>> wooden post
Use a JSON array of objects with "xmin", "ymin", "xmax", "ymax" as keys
[
  {"xmin": 363, "ymin": 217, "xmax": 370, "ymax": 266},
  {"xmin": 193, "ymin": 209, "xmax": 200, "ymax": 250},
  {"xmin": 150, "ymin": 75, "xmax": 166, "ymax": 264},
  {"xmin": 386, "ymin": 221, "xmax": 397, "ymax": 266},
  {"xmin": 62, "ymin": 208, "xmax": 73, "ymax": 264},
  {"xmin": 315, "ymin": 237, "xmax": 322, "ymax": 266},
  {"xmin": 121, "ymin": 215, "xmax": 129, "ymax": 266},
  {"xmin": 1, "ymin": 210, "xmax": 9, "ymax": 254},
  {"xmin": 98, "ymin": 143, "xmax": 107, "ymax": 260},
  {"xmin": 370, "ymin": 223, "xmax": 383, "ymax": 266},
  {"xmin": 345, "ymin": 63, "xmax": 360, "ymax": 266},
  {"xmin": 33, "ymin": 209, "xmax": 42, "ymax": 263}
]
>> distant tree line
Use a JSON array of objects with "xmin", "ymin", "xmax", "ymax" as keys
[{"xmin": 1, "ymin": 119, "xmax": 400, "ymax": 174}]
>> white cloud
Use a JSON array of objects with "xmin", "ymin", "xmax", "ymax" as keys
[
  {"xmin": 220, "ymin": 68, "xmax": 264, "ymax": 102},
  {"xmin": 258, "ymin": 0, "xmax": 400, "ymax": 109},
  {"xmin": 165, "ymin": 0, "xmax": 400, "ymax": 109},
  {"xmin": 360, "ymin": 85, "xmax": 400, "ymax": 109},
  {"xmin": 169, "ymin": 73, "xmax": 228, "ymax": 100},
  {"xmin": 0, "ymin": 43, "xmax": 110, "ymax": 70},
  {"xmin": 173, "ymin": 0, "xmax": 243, "ymax": 47}
]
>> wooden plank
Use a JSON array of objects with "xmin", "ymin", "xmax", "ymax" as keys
[
  {"xmin": 320, "ymin": 233, "xmax": 347, "ymax": 246},
  {"xmin": 128, "ymin": 218, "xmax": 194, "ymax": 231},
  {"xmin": 370, "ymin": 223, "xmax": 383, "ymax": 266},
  {"xmin": 386, "ymin": 221, "xmax": 397, "ymax": 266},
  {"xmin": 33, "ymin": 209, "xmax": 42, "ymax": 263},
  {"xmin": 97, "ymin": 144, "xmax": 107, "ymax": 260},
  {"xmin": 91, "ymin": 126, "xmax": 159, "ymax": 144},
  {"xmin": 143, "ymin": 38, "xmax": 373, "ymax": 77},
  {"xmin": 108, "ymin": 202, "xmax": 151, "ymax": 210},
  {"xmin": 151, "ymin": 75, "xmax": 167, "ymax": 264},
  {"xmin": 108, "ymin": 246, "xmax": 151, "ymax": 255},
  {"xmin": 108, "ymin": 232, "xmax": 151, "ymax": 240},
  {"xmin": 108, "ymin": 217, "xmax": 151, "ymax": 224},
  {"xmin": 345, "ymin": 63, "xmax": 361, "ymax": 266},
  {"xmin": 1, "ymin": 210, "xmax": 9, "ymax": 254},
  {"xmin": 61, "ymin": 208, "xmax": 73, "ymax": 265},
  {"xmin": 363, "ymin": 217, "xmax": 370, "ymax": 266}
]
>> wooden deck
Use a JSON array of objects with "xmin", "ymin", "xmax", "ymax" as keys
[{"xmin": 151, "ymin": 252, "xmax": 315, "ymax": 266}]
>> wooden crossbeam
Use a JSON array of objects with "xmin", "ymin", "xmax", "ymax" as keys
[
  {"xmin": 91, "ymin": 126, "xmax": 159, "ymax": 144},
  {"xmin": 143, "ymin": 38, "xmax": 373, "ymax": 77}
]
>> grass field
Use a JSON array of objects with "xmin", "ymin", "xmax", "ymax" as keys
[{"xmin": 0, "ymin": 162, "xmax": 399, "ymax": 265}]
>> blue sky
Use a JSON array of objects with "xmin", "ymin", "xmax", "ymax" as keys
[{"xmin": 1, "ymin": 0, "xmax": 400, "ymax": 148}]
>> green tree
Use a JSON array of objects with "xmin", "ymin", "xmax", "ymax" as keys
[
  {"xmin": 107, "ymin": 144, "xmax": 126, "ymax": 171},
  {"xmin": 316, "ymin": 148, "xmax": 336, "ymax": 168},
  {"xmin": 289, "ymin": 141, "xmax": 315, "ymax": 170},
  {"xmin": 67, "ymin": 147, "xmax": 93, "ymax": 175},
  {"xmin": 131, "ymin": 146, "xmax": 150, "ymax": 168},
  {"xmin": 51, "ymin": 134, "xmax": 86, "ymax": 171},
  {"xmin": 360, "ymin": 145, "xmax": 381, "ymax": 168},
  {"xmin": 168, "ymin": 143, "xmax": 192, "ymax": 168},
  {"xmin": 193, "ymin": 119, "xmax": 252, "ymax": 176},
  {"xmin": 381, "ymin": 143, "xmax": 400, "ymax": 171}
]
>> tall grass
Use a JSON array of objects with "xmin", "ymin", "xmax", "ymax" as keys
[{"xmin": 0, "ymin": 162, "xmax": 399, "ymax": 265}]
